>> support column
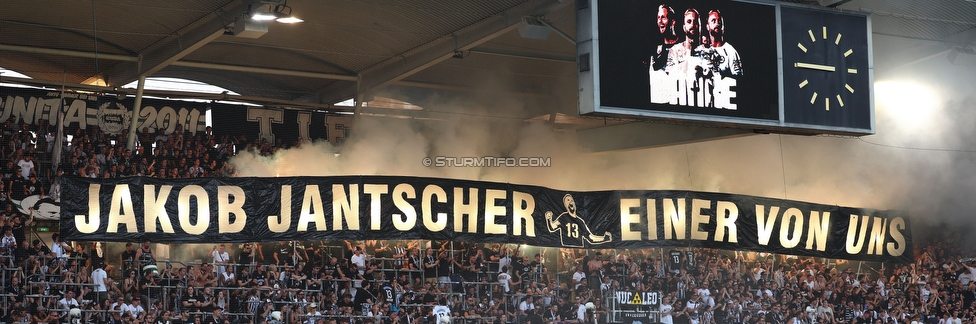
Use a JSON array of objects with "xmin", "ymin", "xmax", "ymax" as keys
[{"xmin": 126, "ymin": 76, "xmax": 146, "ymax": 150}]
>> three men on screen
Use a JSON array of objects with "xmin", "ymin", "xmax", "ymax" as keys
[{"xmin": 650, "ymin": 5, "xmax": 741, "ymax": 110}]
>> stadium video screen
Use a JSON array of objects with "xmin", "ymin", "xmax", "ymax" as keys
[{"xmin": 594, "ymin": 0, "xmax": 780, "ymax": 121}]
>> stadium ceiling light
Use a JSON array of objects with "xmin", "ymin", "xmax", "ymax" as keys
[{"xmin": 248, "ymin": 0, "xmax": 303, "ymax": 23}]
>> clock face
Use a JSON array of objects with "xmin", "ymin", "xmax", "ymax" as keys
[{"xmin": 781, "ymin": 6, "xmax": 872, "ymax": 130}]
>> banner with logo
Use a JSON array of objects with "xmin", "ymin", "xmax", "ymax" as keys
[
  {"xmin": 611, "ymin": 291, "xmax": 662, "ymax": 309},
  {"xmin": 0, "ymin": 86, "xmax": 218, "ymax": 135},
  {"xmin": 60, "ymin": 176, "xmax": 913, "ymax": 263}
]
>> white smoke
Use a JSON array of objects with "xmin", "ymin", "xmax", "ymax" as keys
[{"xmin": 229, "ymin": 51, "xmax": 976, "ymax": 237}]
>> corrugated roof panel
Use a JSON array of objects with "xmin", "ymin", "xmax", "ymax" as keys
[{"xmin": 842, "ymin": 0, "xmax": 976, "ymax": 42}]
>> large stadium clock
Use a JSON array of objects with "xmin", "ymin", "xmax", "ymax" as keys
[
  {"xmin": 781, "ymin": 6, "xmax": 872, "ymax": 131},
  {"xmin": 792, "ymin": 26, "xmax": 859, "ymax": 112}
]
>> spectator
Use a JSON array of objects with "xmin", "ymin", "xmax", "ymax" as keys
[
  {"xmin": 16, "ymin": 153, "xmax": 35, "ymax": 179},
  {"xmin": 210, "ymin": 244, "xmax": 230, "ymax": 274},
  {"xmin": 59, "ymin": 289, "xmax": 81, "ymax": 316}
]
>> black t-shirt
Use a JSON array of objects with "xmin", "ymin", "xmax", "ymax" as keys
[
  {"xmin": 668, "ymin": 250, "xmax": 683, "ymax": 271},
  {"xmin": 483, "ymin": 248, "xmax": 499, "ymax": 272},
  {"xmin": 374, "ymin": 242, "xmax": 393, "ymax": 259},
  {"xmin": 337, "ymin": 297, "xmax": 356, "ymax": 310},
  {"xmin": 9, "ymin": 176, "xmax": 26, "ymax": 200},
  {"xmin": 121, "ymin": 250, "xmax": 137, "ymax": 271},
  {"xmin": 237, "ymin": 248, "xmax": 252, "ymax": 265},
  {"xmin": 182, "ymin": 292, "xmax": 200, "ymax": 312},
  {"xmin": 424, "ymin": 255, "xmax": 438, "ymax": 277},
  {"xmin": 286, "ymin": 273, "xmax": 304, "ymax": 289},
  {"xmin": 543, "ymin": 308, "xmax": 560, "ymax": 322},
  {"xmin": 963, "ymin": 289, "xmax": 976, "ymax": 309},
  {"xmin": 651, "ymin": 43, "xmax": 677, "ymax": 71},
  {"xmin": 563, "ymin": 304, "xmax": 581, "ymax": 320},
  {"xmin": 276, "ymin": 244, "xmax": 292, "ymax": 265},
  {"xmin": 322, "ymin": 262, "xmax": 338, "ymax": 278},
  {"xmin": 943, "ymin": 271, "xmax": 958, "ymax": 283},
  {"xmin": 381, "ymin": 284, "xmax": 396, "ymax": 304},
  {"xmin": 251, "ymin": 270, "xmax": 267, "ymax": 286},
  {"xmin": 260, "ymin": 243, "xmax": 276, "ymax": 262},
  {"xmin": 4, "ymin": 281, "xmax": 24, "ymax": 302},
  {"xmin": 436, "ymin": 257, "xmax": 453, "ymax": 276},
  {"xmin": 525, "ymin": 312, "xmax": 545, "ymax": 324},
  {"xmin": 529, "ymin": 261, "xmax": 545, "ymax": 274},
  {"xmin": 306, "ymin": 243, "xmax": 325, "ymax": 266},
  {"xmin": 89, "ymin": 250, "xmax": 103, "ymax": 270},
  {"xmin": 31, "ymin": 245, "xmax": 50, "ymax": 257},
  {"xmin": 25, "ymin": 180, "xmax": 40, "ymax": 196},
  {"xmin": 199, "ymin": 293, "xmax": 215, "ymax": 313},
  {"xmin": 422, "ymin": 291, "xmax": 436, "ymax": 304},
  {"xmin": 140, "ymin": 276, "xmax": 161, "ymax": 296},
  {"xmin": 519, "ymin": 262, "xmax": 533, "ymax": 283},
  {"xmin": 13, "ymin": 245, "xmax": 31, "ymax": 265},
  {"xmin": 307, "ymin": 276, "xmax": 322, "ymax": 291},
  {"xmin": 461, "ymin": 260, "xmax": 482, "ymax": 281},
  {"xmin": 408, "ymin": 254, "xmax": 422, "ymax": 271},
  {"xmin": 11, "ymin": 223, "xmax": 26, "ymax": 247},
  {"xmin": 641, "ymin": 260, "xmax": 656, "ymax": 276}
]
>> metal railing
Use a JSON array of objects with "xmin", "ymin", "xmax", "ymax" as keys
[{"xmin": 2, "ymin": 245, "xmax": 593, "ymax": 322}]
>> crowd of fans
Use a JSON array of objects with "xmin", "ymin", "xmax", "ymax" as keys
[
  {"xmin": 0, "ymin": 117, "xmax": 256, "ymax": 207},
  {"xmin": 2, "ymin": 232, "xmax": 975, "ymax": 324},
  {"xmin": 55, "ymin": 122, "xmax": 252, "ymax": 179},
  {"xmin": 1, "ymin": 121, "xmax": 975, "ymax": 324}
]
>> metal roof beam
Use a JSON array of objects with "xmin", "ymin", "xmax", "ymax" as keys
[
  {"xmin": 0, "ymin": 75, "xmax": 350, "ymax": 112},
  {"xmin": 101, "ymin": 0, "xmax": 249, "ymax": 86},
  {"xmin": 817, "ymin": 0, "xmax": 852, "ymax": 8},
  {"xmin": 0, "ymin": 43, "xmax": 138, "ymax": 62},
  {"xmin": 876, "ymin": 27, "xmax": 976, "ymax": 76},
  {"xmin": 302, "ymin": 0, "xmax": 571, "ymax": 104}
]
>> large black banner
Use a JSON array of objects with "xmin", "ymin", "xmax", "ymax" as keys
[
  {"xmin": 0, "ymin": 86, "xmax": 217, "ymax": 135},
  {"xmin": 60, "ymin": 176, "xmax": 913, "ymax": 263}
]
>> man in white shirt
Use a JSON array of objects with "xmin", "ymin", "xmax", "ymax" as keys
[
  {"xmin": 220, "ymin": 265, "xmax": 236, "ymax": 287},
  {"xmin": 351, "ymin": 246, "xmax": 367, "ymax": 276},
  {"xmin": 575, "ymin": 297, "xmax": 587, "ymax": 323},
  {"xmin": 497, "ymin": 266, "xmax": 513, "ymax": 293},
  {"xmin": 433, "ymin": 298, "xmax": 452, "ymax": 324},
  {"xmin": 600, "ymin": 276, "xmax": 613, "ymax": 292},
  {"xmin": 966, "ymin": 261, "xmax": 976, "ymax": 283},
  {"xmin": 51, "ymin": 233, "xmax": 70, "ymax": 261},
  {"xmin": 696, "ymin": 283, "xmax": 711, "ymax": 299},
  {"xmin": 572, "ymin": 265, "xmax": 587, "ymax": 289},
  {"xmin": 303, "ymin": 303, "xmax": 322, "ymax": 324},
  {"xmin": 685, "ymin": 293, "xmax": 702, "ymax": 324},
  {"xmin": 948, "ymin": 309, "xmax": 963, "ymax": 324},
  {"xmin": 17, "ymin": 154, "xmax": 35, "ymax": 179},
  {"xmin": 123, "ymin": 298, "xmax": 145, "ymax": 319},
  {"xmin": 519, "ymin": 295, "xmax": 536, "ymax": 322},
  {"xmin": 210, "ymin": 244, "xmax": 230, "ymax": 274},
  {"xmin": 0, "ymin": 226, "xmax": 15, "ymax": 255},
  {"xmin": 92, "ymin": 262, "xmax": 109, "ymax": 302},
  {"xmin": 59, "ymin": 290, "xmax": 81, "ymax": 316}
]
